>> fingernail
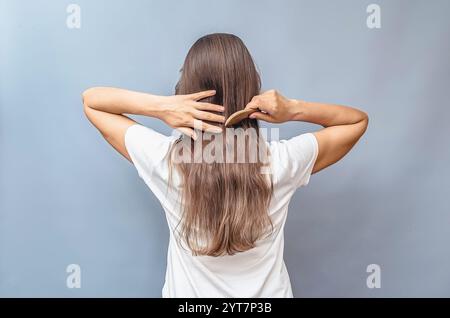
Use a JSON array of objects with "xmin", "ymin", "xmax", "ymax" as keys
[{"xmin": 192, "ymin": 132, "xmax": 198, "ymax": 140}]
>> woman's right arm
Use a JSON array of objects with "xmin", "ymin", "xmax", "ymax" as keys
[{"xmin": 246, "ymin": 90, "xmax": 369, "ymax": 173}]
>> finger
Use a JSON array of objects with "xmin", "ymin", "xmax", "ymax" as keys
[
  {"xmin": 177, "ymin": 127, "xmax": 197, "ymax": 140},
  {"xmin": 189, "ymin": 90, "xmax": 216, "ymax": 101},
  {"xmin": 194, "ymin": 102, "xmax": 224, "ymax": 112},
  {"xmin": 245, "ymin": 101, "xmax": 259, "ymax": 110},
  {"xmin": 201, "ymin": 122, "xmax": 223, "ymax": 133},
  {"xmin": 193, "ymin": 110, "xmax": 225, "ymax": 123},
  {"xmin": 191, "ymin": 120, "xmax": 222, "ymax": 133},
  {"xmin": 249, "ymin": 111, "xmax": 274, "ymax": 122}
]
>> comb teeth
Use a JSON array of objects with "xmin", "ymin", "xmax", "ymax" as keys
[{"xmin": 225, "ymin": 109, "xmax": 258, "ymax": 127}]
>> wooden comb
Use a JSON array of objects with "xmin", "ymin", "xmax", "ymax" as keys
[{"xmin": 224, "ymin": 108, "xmax": 259, "ymax": 127}]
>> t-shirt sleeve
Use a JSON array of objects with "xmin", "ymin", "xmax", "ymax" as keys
[
  {"xmin": 271, "ymin": 133, "xmax": 319, "ymax": 188},
  {"xmin": 124, "ymin": 124, "xmax": 175, "ymax": 182}
]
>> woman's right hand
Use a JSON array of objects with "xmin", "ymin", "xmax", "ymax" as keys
[
  {"xmin": 246, "ymin": 90, "xmax": 369, "ymax": 175},
  {"xmin": 245, "ymin": 89, "xmax": 300, "ymax": 123},
  {"xmin": 160, "ymin": 90, "xmax": 225, "ymax": 139}
]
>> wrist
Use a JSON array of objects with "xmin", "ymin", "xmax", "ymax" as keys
[
  {"xmin": 144, "ymin": 94, "xmax": 171, "ymax": 119},
  {"xmin": 288, "ymin": 99, "xmax": 307, "ymax": 121}
]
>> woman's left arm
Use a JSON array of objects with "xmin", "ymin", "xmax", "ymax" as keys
[{"xmin": 82, "ymin": 87, "xmax": 224, "ymax": 161}]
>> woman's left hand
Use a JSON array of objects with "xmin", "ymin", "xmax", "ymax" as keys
[{"xmin": 160, "ymin": 90, "xmax": 225, "ymax": 139}]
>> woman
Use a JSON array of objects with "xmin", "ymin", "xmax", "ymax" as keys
[{"xmin": 82, "ymin": 33, "xmax": 368, "ymax": 297}]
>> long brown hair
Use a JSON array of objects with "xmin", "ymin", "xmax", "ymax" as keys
[{"xmin": 171, "ymin": 33, "xmax": 273, "ymax": 256}]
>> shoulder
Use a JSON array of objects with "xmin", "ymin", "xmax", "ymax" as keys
[
  {"xmin": 125, "ymin": 124, "xmax": 177, "ymax": 175},
  {"xmin": 269, "ymin": 133, "xmax": 318, "ymax": 188},
  {"xmin": 269, "ymin": 133, "xmax": 318, "ymax": 161}
]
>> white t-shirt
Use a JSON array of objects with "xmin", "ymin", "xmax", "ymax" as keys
[{"xmin": 125, "ymin": 124, "xmax": 318, "ymax": 298}]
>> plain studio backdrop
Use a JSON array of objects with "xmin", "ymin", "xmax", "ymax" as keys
[{"xmin": 1, "ymin": 0, "xmax": 449, "ymax": 297}]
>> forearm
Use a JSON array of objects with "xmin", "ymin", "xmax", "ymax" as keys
[
  {"xmin": 289, "ymin": 99, "xmax": 368, "ymax": 127},
  {"xmin": 82, "ymin": 87, "xmax": 166, "ymax": 118}
]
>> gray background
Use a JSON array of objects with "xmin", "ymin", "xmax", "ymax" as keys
[{"xmin": 1, "ymin": 0, "xmax": 449, "ymax": 297}]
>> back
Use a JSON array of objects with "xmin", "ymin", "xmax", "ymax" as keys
[{"xmin": 125, "ymin": 124, "xmax": 318, "ymax": 297}]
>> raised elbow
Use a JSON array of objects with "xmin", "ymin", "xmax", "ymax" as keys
[
  {"xmin": 82, "ymin": 88, "xmax": 97, "ymax": 118},
  {"xmin": 81, "ymin": 87, "xmax": 96, "ymax": 106},
  {"xmin": 363, "ymin": 111, "xmax": 369, "ymax": 125},
  {"xmin": 363, "ymin": 111, "xmax": 369, "ymax": 121},
  {"xmin": 360, "ymin": 111, "xmax": 369, "ymax": 135}
]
